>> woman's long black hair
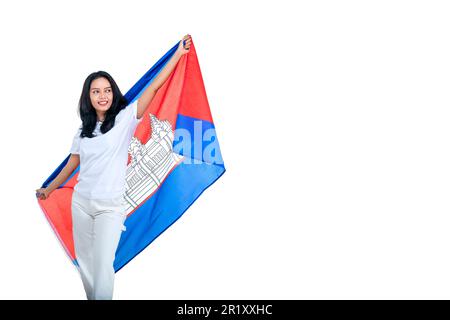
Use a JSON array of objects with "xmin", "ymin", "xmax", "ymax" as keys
[{"xmin": 78, "ymin": 71, "xmax": 128, "ymax": 138}]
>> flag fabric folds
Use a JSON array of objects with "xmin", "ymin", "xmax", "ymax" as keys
[{"xmin": 37, "ymin": 40, "xmax": 225, "ymax": 272}]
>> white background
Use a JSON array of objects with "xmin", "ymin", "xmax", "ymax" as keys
[{"xmin": 0, "ymin": 0, "xmax": 449, "ymax": 300}]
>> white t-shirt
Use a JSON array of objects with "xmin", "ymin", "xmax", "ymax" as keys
[{"xmin": 70, "ymin": 101, "xmax": 142, "ymax": 199}]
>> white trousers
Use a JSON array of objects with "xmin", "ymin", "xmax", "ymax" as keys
[{"xmin": 71, "ymin": 191, "xmax": 127, "ymax": 300}]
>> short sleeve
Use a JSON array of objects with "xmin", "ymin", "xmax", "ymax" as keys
[
  {"xmin": 70, "ymin": 126, "xmax": 82, "ymax": 154},
  {"xmin": 129, "ymin": 100, "xmax": 143, "ymax": 125},
  {"xmin": 117, "ymin": 100, "xmax": 143, "ymax": 126}
]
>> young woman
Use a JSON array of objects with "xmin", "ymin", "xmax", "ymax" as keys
[{"xmin": 36, "ymin": 34, "xmax": 192, "ymax": 300}]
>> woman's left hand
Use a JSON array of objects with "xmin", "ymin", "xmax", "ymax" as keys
[{"xmin": 177, "ymin": 34, "xmax": 192, "ymax": 55}]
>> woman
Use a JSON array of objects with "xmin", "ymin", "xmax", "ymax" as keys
[{"xmin": 36, "ymin": 34, "xmax": 192, "ymax": 300}]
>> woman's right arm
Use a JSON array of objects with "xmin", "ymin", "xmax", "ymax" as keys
[{"xmin": 36, "ymin": 154, "xmax": 80, "ymax": 200}]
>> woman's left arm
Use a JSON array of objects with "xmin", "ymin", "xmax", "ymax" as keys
[{"xmin": 136, "ymin": 34, "xmax": 192, "ymax": 119}]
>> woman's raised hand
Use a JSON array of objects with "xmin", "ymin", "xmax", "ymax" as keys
[
  {"xmin": 35, "ymin": 188, "xmax": 50, "ymax": 200},
  {"xmin": 178, "ymin": 34, "xmax": 192, "ymax": 55}
]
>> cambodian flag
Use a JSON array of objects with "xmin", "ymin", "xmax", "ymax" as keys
[{"xmin": 37, "ymin": 40, "xmax": 225, "ymax": 272}]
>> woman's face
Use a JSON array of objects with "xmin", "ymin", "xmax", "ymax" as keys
[{"xmin": 90, "ymin": 77, "xmax": 113, "ymax": 113}]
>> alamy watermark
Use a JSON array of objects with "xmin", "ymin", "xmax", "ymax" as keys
[{"xmin": 173, "ymin": 120, "xmax": 223, "ymax": 165}]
